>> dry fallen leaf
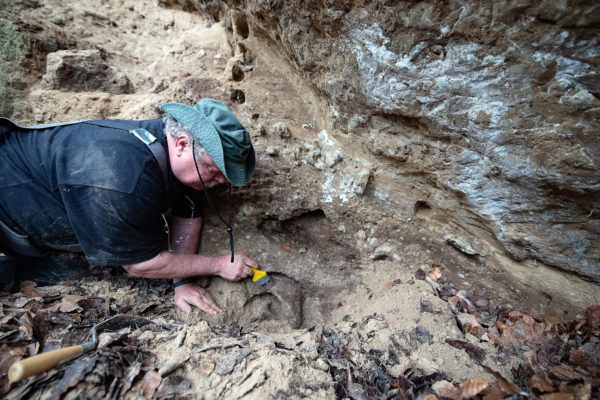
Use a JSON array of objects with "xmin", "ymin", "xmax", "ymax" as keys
[
  {"xmin": 427, "ymin": 266, "xmax": 442, "ymax": 281},
  {"xmin": 420, "ymin": 300, "xmax": 442, "ymax": 314},
  {"xmin": 21, "ymin": 286, "xmax": 43, "ymax": 298},
  {"xmin": 457, "ymin": 313, "xmax": 483, "ymax": 335},
  {"xmin": 19, "ymin": 281, "xmax": 37, "ymax": 290},
  {"xmin": 586, "ymin": 305, "xmax": 600, "ymax": 333},
  {"xmin": 139, "ymin": 370, "xmax": 162, "ymax": 398},
  {"xmin": 459, "ymin": 378, "xmax": 488, "ymax": 399},
  {"xmin": 202, "ymin": 361, "xmax": 215, "ymax": 375},
  {"xmin": 547, "ymin": 364, "xmax": 583, "ymax": 381},
  {"xmin": 13, "ymin": 297, "xmax": 33, "ymax": 308},
  {"xmin": 44, "ymin": 294, "xmax": 84, "ymax": 313},
  {"xmin": 529, "ymin": 373, "xmax": 554, "ymax": 393},
  {"xmin": 414, "ymin": 269, "xmax": 426, "ymax": 280},
  {"xmin": 120, "ymin": 360, "xmax": 142, "ymax": 397}
]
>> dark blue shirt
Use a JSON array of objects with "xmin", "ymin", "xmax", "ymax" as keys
[{"xmin": 0, "ymin": 118, "xmax": 203, "ymax": 265}]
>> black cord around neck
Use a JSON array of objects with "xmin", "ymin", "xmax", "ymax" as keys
[{"xmin": 192, "ymin": 141, "xmax": 235, "ymax": 262}]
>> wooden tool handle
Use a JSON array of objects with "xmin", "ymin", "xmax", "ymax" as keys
[{"xmin": 8, "ymin": 345, "xmax": 84, "ymax": 382}]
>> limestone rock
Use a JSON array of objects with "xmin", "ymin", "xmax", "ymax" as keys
[
  {"xmin": 272, "ymin": 122, "xmax": 291, "ymax": 138},
  {"xmin": 199, "ymin": 0, "xmax": 600, "ymax": 282},
  {"xmin": 266, "ymin": 146, "xmax": 279, "ymax": 156},
  {"xmin": 444, "ymin": 234, "xmax": 489, "ymax": 257},
  {"xmin": 372, "ymin": 244, "xmax": 395, "ymax": 260},
  {"xmin": 322, "ymin": 158, "xmax": 372, "ymax": 204},
  {"xmin": 41, "ymin": 49, "xmax": 134, "ymax": 94}
]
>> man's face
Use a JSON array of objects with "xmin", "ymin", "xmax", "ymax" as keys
[
  {"xmin": 168, "ymin": 134, "xmax": 227, "ymax": 190},
  {"xmin": 191, "ymin": 152, "xmax": 227, "ymax": 189}
]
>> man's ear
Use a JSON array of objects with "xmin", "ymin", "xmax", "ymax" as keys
[{"xmin": 173, "ymin": 135, "xmax": 190, "ymax": 157}]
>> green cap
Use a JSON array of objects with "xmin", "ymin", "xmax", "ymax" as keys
[{"xmin": 161, "ymin": 98, "xmax": 255, "ymax": 187}]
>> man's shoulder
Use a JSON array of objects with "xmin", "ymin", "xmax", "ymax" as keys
[
  {"xmin": 81, "ymin": 118, "xmax": 164, "ymax": 133},
  {"xmin": 56, "ymin": 118, "xmax": 166, "ymax": 194}
]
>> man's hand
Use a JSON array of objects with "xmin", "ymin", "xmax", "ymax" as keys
[
  {"xmin": 174, "ymin": 281, "xmax": 222, "ymax": 314},
  {"xmin": 215, "ymin": 253, "xmax": 256, "ymax": 281}
]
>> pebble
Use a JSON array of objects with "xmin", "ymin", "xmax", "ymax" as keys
[
  {"xmin": 273, "ymin": 122, "xmax": 291, "ymax": 138},
  {"xmin": 371, "ymin": 244, "xmax": 394, "ymax": 260},
  {"xmin": 314, "ymin": 358, "xmax": 329, "ymax": 371}
]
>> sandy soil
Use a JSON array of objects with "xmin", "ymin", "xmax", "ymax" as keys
[{"xmin": 2, "ymin": 0, "xmax": 599, "ymax": 399}]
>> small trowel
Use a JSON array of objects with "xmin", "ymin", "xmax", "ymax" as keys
[
  {"xmin": 8, "ymin": 314, "xmax": 152, "ymax": 382},
  {"xmin": 248, "ymin": 266, "xmax": 271, "ymax": 286}
]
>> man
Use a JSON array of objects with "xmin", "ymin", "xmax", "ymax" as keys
[{"xmin": 0, "ymin": 98, "xmax": 259, "ymax": 314}]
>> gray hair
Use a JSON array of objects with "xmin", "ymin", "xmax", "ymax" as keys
[{"xmin": 163, "ymin": 114, "xmax": 207, "ymax": 158}]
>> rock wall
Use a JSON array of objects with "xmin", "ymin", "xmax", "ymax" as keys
[{"xmin": 196, "ymin": 0, "xmax": 600, "ymax": 281}]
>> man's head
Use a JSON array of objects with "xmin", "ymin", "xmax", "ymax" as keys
[
  {"xmin": 161, "ymin": 98, "xmax": 255, "ymax": 188},
  {"xmin": 163, "ymin": 115, "xmax": 226, "ymax": 189}
]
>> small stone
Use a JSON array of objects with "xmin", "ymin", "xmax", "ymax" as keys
[
  {"xmin": 230, "ymin": 89, "xmax": 245, "ymax": 104},
  {"xmin": 256, "ymin": 123, "xmax": 266, "ymax": 136},
  {"xmin": 432, "ymin": 380, "xmax": 461, "ymax": 400},
  {"xmin": 314, "ymin": 358, "xmax": 329, "ymax": 371},
  {"xmin": 414, "ymin": 269, "xmax": 426, "ymax": 280},
  {"xmin": 201, "ymin": 361, "xmax": 215, "ymax": 376},
  {"xmin": 266, "ymin": 146, "xmax": 279, "ymax": 156},
  {"xmin": 372, "ymin": 244, "xmax": 394, "ymax": 260},
  {"xmin": 474, "ymin": 296, "xmax": 490, "ymax": 312},
  {"xmin": 443, "ymin": 234, "xmax": 488, "ymax": 256},
  {"xmin": 273, "ymin": 122, "xmax": 291, "ymax": 138}
]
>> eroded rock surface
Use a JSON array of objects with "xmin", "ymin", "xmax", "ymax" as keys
[
  {"xmin": 42, "ymin": 49, "xmax": 134, "ymax": 93},
  {"xmin": 200, "ymin": 0, "xmax": 600, "ymax": 281}
]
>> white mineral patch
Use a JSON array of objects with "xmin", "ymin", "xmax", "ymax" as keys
[
  {"xmin": 321, "ymin": 158, "xmax": 372, "ymax": 204},
  {"xmin": 317, "ymin": 130, "xmax": 343, "ymax": 168},
  {"xmin": 344, "ymin": 22, "xmax": 510, "ymax": 140}
]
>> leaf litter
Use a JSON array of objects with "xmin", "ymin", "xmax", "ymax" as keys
[{"xmin": 0, "ymin": 262, "xmax": 597, "ymax": 399}]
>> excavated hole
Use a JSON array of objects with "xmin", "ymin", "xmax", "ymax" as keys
[
  {"xmin": 231, "ymin": 63, "xmax": 244, "ymax": 81},
  {"xmin": 198, "ymin": 207, "xmax": 356, "ymax": 332},
  {"xmin": 414, "ymin": 200, "xmax": 432, "ymax": 218},
  {"xmin": 232, "ymin": 13, "xmax": 249, "ymax": 39}
]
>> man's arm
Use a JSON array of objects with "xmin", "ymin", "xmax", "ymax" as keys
[
  {"xmin": 122, "ymin": 216, "xmax": 256, "ymax": 281},
  {"xmin": 170, "ymin": 215, "xmax": 202, "ymax": 254},
  {"xmin": 168, "ymin": 216, "xmax": 222, "ymax": 314},
  {"xmin": 122, "ymin": 248, "xmax": 254, "ymax": 280},
  {"xmin": 122, "ymin": 216, "xmax": 257, "ymax": 315}
]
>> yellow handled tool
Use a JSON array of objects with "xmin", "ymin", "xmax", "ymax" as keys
[{"xmin": 248, "ymin": 266, "xmax": 271, "ymax": 286}]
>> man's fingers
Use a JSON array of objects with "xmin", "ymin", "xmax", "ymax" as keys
[
  {"xmin": 195, "ymin": 291, "xmax": 222, "ymax": 314},
  {"xmin": 175, "ymin": 298, "xmax": 192, "ymax": 313},
  {"xmin": 241, "ymin": 253, "xmax": 258, "ymax": 268},
  {"xmin": 188, "ymin": 296, "xmax": 218, "ymax": 315},
  {"xmin": 174, "ymin": 285, "xmax": 222, "ymax": 314}
]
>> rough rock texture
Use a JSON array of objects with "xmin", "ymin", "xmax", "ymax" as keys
[
  {"xmin": 0, "ymin": 10, "xmax": 82, "ymax": 115},
  {"xmin": 202, "ymin": 0, "xmax": 600, "ymax": 281},
  {"xmin": 41, "ymin": 49, "xmax": 134, "ymax": 93}
]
